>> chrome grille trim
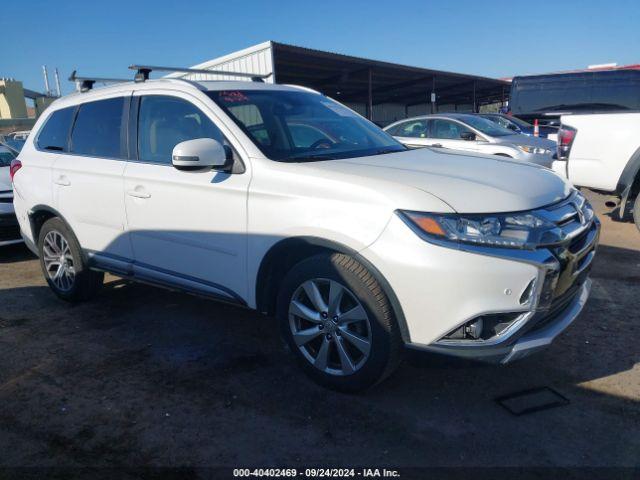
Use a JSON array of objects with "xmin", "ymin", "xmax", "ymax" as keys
[{"xmin": 532, "ymin": 190, "xmax": 595, "ymax": 246}]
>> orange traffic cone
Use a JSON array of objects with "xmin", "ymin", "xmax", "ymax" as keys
[{"xmin": 534, "ymin": 119, "xmax": 540, "ymax": 137}]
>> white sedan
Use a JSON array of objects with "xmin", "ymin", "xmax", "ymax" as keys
[{"xmin": 384, "ymin": 113, "xmax": 556, "ymax": 166}]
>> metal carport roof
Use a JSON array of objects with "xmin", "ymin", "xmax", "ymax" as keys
[{"xmin": 270, "ymin": 41, "xmax": 509, "ymax": 114}]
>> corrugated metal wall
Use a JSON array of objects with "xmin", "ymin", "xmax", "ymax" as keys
[
  {"xmin": 172, "ymin": 42, "xmax": 275, "ymax": 83},
  {"xmin": 174, "ymin": 42, "xmax": 480, "ymax": 122}
]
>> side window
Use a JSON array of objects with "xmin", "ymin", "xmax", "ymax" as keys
[
  {"xmin": 138, "ymin": 95, "xmax": 225, "ymax": 164},
  {"xmin": 430, "ymin": 119, "xmax": 470, "ymax": 140},
  {"xmin": 396, "ymin": 120, "xmax": 428, "ymax": 138},
  {"xmin": 36, "ymin": 107, "xmax": 75, "ymax": 152},
  {"xmin": 70, "ymin": 97, "xmax": 126, "ymax": 158}
]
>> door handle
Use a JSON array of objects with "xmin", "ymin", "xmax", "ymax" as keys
[
  {"xmin": 127, "ymin": 188, "xmax": 151, "ymax": 199},
  {"xmin": 54, "ymin": 176, "xmax": 70, "ymax": 186},
  {"xmin": 431, "ymin": 143, "xmax": 443, "ymax": 148}
]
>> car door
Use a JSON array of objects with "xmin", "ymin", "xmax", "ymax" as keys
[
  {"xmin": 52, "ymin": 94, "xmax": 133, "ymax": 268},
  {"xmin": 123, "ymin": 90, "xmax": 250, "ymax": 304},
  {"xmin": 390, "ymin": 119, "xmax": 431, "ymax": 148},
  {"xmin": 427, "ymin": 118, "xmax": 481, "ymax": 152}
]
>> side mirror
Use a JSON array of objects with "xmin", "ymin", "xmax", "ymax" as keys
[
  {"xmin": 507, "ymin": 124, "xmax": 519, "ymax": 132},
  {"xmin": 172, "ymin": 138, "xmax": 229, "ymax": 171},
  {"xmin": 460, "ymin": 131, "xmax": 476, "ymax": 141}
]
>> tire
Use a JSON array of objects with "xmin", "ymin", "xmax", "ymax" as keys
[
  {"xmin": 277, "ymin": 253, "xmax": 403, "ymax": 392},
  {"xmin": 38, "ymin": 217, "xmax": 104, "ymax": 302},
  {"xmin": 634, "ymin": 195, "xmax": 640, "ymax": 232}
]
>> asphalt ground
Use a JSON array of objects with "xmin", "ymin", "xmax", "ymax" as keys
[{"xmin": 0, "ymin": 190, "xmax": 638, "ymax": 477}]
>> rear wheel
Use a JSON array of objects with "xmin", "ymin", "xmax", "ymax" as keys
[
  {"xmin": 277, "ymin": 253, "xmax": 403, "ymax": 392},
  {"xmin": 38, "ymin": 218, "xmax": 104, "ymax": 302}
]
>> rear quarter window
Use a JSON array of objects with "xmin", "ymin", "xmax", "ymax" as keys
[{"xmin": 36, "ymin": 107, "xmax": 75, "ymax": 152}]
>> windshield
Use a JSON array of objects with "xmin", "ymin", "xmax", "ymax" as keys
[
  {"xmin": 460, "ymin": 116, "xmax": 514, "ymax": 137},
  {"xmin": 207, "ymin": 89, "xmax": 406, "ymax": 161},
  {"xmin": 482, "ymin": 114, "xmax": 532, "ymax": 130}
]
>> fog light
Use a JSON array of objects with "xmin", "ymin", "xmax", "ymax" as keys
[
  {"xmin": 439, "ymin": 312, "xmax": 526, "ymax": 343},
  {"xmin": 443, "ymin": 318, "xmax": 484, "ymax": 340},
  {"xmin": 465, "ymin": 318, "xmax": 483, "ymax": 339}
]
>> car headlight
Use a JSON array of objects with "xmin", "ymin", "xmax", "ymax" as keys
[
  {"xmin": 517, "ymin": 145, "xmax": 550, "ymax": 155},
  {"xmin": 399, "ymin": 210, "xmax": 556, "ymax": 249}
]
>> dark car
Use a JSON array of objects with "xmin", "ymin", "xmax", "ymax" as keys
[{"xmin": 479, "ymin": 113, "xmax": 558, "ymax": 140}]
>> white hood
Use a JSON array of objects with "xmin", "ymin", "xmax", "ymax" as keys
[{"xmin": 310, "ymin": 147, "xmax": 572, "ymax": 213}]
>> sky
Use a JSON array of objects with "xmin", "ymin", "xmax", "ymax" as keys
[{"xmin": 2, "ymin": 0, "xmax": 639, "ymax": 95}]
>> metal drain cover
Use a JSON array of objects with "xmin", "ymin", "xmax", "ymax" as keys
[{"xmin": 495, "ymin": 387, "xmax": 570, "ymax": 416}]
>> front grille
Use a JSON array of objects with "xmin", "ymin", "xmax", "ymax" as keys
[
  {"xmin": 536, "ymin": 191, "xmax": 599, "ymax": 306},
  {"xmin": 529, "ymin": 280, "xmax": 582, "ymax": 333}
]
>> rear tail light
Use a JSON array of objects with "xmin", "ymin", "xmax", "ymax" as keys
[
  {"xmin": 557, "ymin": 126, "xmax": 576, "ymax": 160},
  {"xmin": 9, "ymin": 159, "xmax": 22, "ymax": 182}
]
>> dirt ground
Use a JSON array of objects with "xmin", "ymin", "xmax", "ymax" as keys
[{"xmin": 0, "ymin": 190, "xmax": 638, "ymax": 474}]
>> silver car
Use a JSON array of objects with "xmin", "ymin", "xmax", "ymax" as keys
[
  {"xmin": 0, "ymin": 144, "xmax": 22, "ymax": 247},
  {"xmin": 384, "ymin": 113, "xmax": 556, "ymax": 166}
]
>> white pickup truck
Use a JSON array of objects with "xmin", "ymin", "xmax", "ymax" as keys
[{"xmin": 553, "ymin": 112, "xmax": 640, "ymax": 231}]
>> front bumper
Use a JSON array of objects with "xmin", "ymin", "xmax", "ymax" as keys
[
  {"xmin": 409, "ymin": 278, "xmax": 591, "ymax": 364},
  {"xmin": 360, "ymin": 192, "xmax": 599, "ymax": 364}
]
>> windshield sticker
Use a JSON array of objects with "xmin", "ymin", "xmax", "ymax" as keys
[{"xmin": 219, "ymin": 91, "xmax": 249, "ymax": 103}]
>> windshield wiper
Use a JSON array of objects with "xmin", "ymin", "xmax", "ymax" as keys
[
  {"xmin": 373, "ymin": 147, "xmax": 405, "ymax": 155},
  {"xmin": 285, "ymin": 152, "xmax": 343, "ymax": 162}
]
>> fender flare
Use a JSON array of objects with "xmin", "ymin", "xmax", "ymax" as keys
[
  {"xmin": 615, "ymin": 145, "xmax": 640, "ymax": 218},
  {"xmin": 255, "ymin": 236, "xmax": 411, "ymax": 343},
  {"xmin": 28, "ymin": 205, "xmax": 86, "ymax": 260}
]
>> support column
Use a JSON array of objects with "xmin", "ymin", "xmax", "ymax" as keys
[
  {"xmin": 430, "ymin": 76, "xmax": 436, "ymax": 114},
  {"xmin": 472, "ymin": 80, "xmax": 477, "ymax": 113},
  {"xmin": 366, "ymin": 68, "xmax": 373, "ymax": 120}
]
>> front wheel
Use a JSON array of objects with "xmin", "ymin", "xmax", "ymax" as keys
[
  {"xmin": 634, "ymin": 195, "xmax": 640, "ymax": 232},
  {"xmin": 277, "ymin": 253, "xmax": 403, "ymax": 392}
]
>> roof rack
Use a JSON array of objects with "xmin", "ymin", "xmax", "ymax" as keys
[
  {"xmin": 68, "ymin": 70, "xmax": 130, "ymax": 92},
  {"xmin": 128, "ymin": 64, "xmax": 271, "ymax": 83}
]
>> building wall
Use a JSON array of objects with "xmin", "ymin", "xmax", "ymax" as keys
[
  {"xmin": 0, "ymin": 79, "xmax": 28, "ymax": 119},
  {"xmin": 35, "ymin": 97, "xmax": 56, "ymax": 117},
  {"xmin": 168, "ymin": 41, "xmax": 275, "ymax": 83}
]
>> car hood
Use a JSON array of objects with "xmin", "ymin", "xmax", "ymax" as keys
[
  {"xmin": 309, "ymin": 148, "xmax": 571, "ymax": 213},
  {"xmin": 495, "ymin": 134, "xmax": 556, "ymax": 149}
]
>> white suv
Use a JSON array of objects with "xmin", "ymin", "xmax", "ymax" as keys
[{"xmin": 11, "ymin": 78, "xmax": 599, "ymax": 391}]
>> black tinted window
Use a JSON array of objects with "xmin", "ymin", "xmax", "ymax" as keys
[
  {"xmin": 70, "ymin": 97, "xmax": 126, "ymax": 158},
  {"xmin": 138, "ymin": 95, "xmax": 224, "ymax": 164},
  {"xmin": 510, "ymin": 71, "xmax": 640, "ymax": 115},
  {"xmin": 37, "ymin": 107, "xmax": 75, "ymax": 151}
]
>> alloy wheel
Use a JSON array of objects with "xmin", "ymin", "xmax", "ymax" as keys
[
  {"xmin": 289, "ymin": 278, "xmax": 372, "ymax": 376},
  {"xmin": 42, "ymin": 230, "xmax": 76, "ymax": 292}
]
